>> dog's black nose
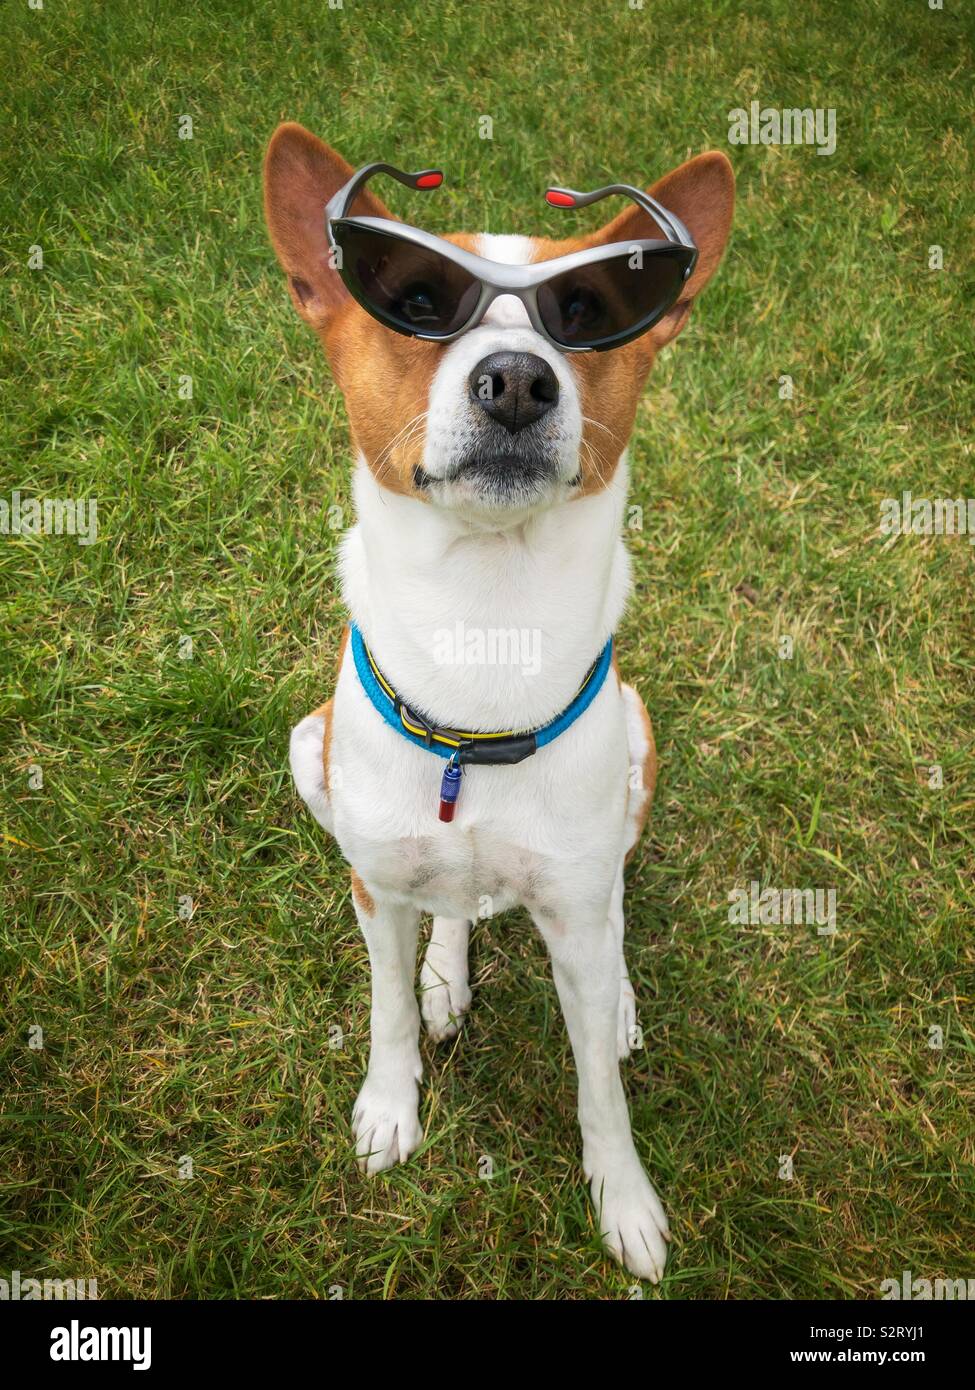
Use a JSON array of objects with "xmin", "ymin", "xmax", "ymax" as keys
[{"xmin": 468, "ymin": 352, "xmax": 559, "ymax": 434}]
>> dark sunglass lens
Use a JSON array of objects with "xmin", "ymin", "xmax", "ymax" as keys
[
  {"xmin": 537, "ymin": 250, "xmax": 688, "ymax": 348},
  {"xmin": 333, "ymin": 225, "xmax": 480, "ymax": 337}
]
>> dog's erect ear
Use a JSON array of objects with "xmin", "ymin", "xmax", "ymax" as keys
[
  {"xmin": 590, "ymin": 151, "xmax": 735, "ymax": 348},
  {"xmin": 263, "ymin": 123, "xmax": 395, "ymax": 330}
]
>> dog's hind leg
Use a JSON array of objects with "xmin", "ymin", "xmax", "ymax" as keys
[
  {"xmin": 420, "ymin": 917, "xmax": 472, "ymax": 1041},
  {"xmin": 609, "ymin": 864, "xmax": 638, "ymax": 1060},
  {"xmin": 613, "ymin": 683, "xmax": 657, "ymax": 1059},
  {"xmin": 289, "ymin": 703, "xmax": 335, "ymax": 835},
  {"xmin": 621, "ymin": 682, "xmax": 657, "ymax": 860}
]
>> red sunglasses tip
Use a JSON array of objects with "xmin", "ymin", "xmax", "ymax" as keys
[
  {"xmin": 545, "ymin": 189, "xmax": 576, "ymax": 208},
  {"xmin": 417, "ymin": 171, "xmax": 443, "ymax": 189}
]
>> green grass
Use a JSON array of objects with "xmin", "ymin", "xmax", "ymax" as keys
[{"xmin": 2, "ymin": 0, "xmax": 974, "ymax": 1300}]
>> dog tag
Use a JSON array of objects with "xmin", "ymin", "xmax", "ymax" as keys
[{"xmin": 438, "ymin": 760, "xmax": 462, "ymax": 822}]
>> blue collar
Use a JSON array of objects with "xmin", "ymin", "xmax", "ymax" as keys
[{"xmin": 349, "ymin": 623, "xmax": 614, "ymax": 767}]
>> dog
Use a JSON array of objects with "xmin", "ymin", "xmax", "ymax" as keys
[{"xmin": 264, "ymin": 123, "xmax": 733, "ymax": 1281}]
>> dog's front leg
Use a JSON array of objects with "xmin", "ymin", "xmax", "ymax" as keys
[
  {"xmin": 350, "ymin": 882, "xmax": 424, "ymax": 1174},
  {"xmin": 534, "ymin": 904, "xmax": 670, "ymax": 1282}
]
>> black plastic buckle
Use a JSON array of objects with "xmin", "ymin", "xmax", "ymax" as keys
[
  {"xmin": 396, "ymin": 696, "xmax": 435, "ymax": 748},
  {"xmin": 458, "ymin": 734, "xmax": 537, "ymax": 766}
]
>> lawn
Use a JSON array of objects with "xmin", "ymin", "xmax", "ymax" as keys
[{"xmin": 1, "ymin": 0, "xmax": 973, "ymax": 1300}]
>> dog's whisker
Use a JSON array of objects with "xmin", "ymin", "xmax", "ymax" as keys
[
  {"xmin": 579, "ymin": 434, "xmax": 610, "ymax": 490},
  {"xmin": 393, "ymin": 419, "xmax": 431, "ymax": 483},
  {"xmin": 371, "ymin": 411, "xmax": 430, "ymax": 479},
  {"xmin": 581, "ymin": 414, "xmax": 623, "ymax": 459},
  {"xmin": 580, "ymin": 414, "xmax": 617, "ymax": 436}
]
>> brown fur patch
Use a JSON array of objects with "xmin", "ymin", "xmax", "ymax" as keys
[
  {"xmin": 310, "ymin": 699, "xmax": 334, "ymax": 788},
  {"xmin": 320, "ymin": 309, "xmax": 442, "ymax": 497},
  {"xmin": 350, "ymin": 870, "xmax": 375, "ymax": 916}
]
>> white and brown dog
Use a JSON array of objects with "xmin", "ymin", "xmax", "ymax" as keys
[{"xmin": 264, "ymin": 124, "xmax": 733, "ymax": 1281}]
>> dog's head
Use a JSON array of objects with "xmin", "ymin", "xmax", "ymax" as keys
[{"xmin": 264, "ymin": 124, "xmax": 733, "ymax": 520}]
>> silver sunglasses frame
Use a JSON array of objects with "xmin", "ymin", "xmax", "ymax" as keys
[{"xmin": 324, "ymin": 162, "xmax": 699, "ymax": 352}]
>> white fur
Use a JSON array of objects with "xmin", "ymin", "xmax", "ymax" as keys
[
  {"xmin": 476, "ymin": 232, "xmax": 536, "ymax": 266},
  {"xmin": 289, "ymin": 232, "xmax": 669, "ymax": 1280}
]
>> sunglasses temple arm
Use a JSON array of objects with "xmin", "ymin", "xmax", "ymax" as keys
[
  {"xmin": 545, "ymin": 182, "xmax": 696, "ymax": 251},
  {"xmin": 325, "ymin": 161, "xmax": 444, "ymax": 227}
]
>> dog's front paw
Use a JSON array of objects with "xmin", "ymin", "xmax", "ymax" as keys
[
  {"xmin": 589, "ymin": 1156, "xmax": 670, "ymax": 1283},
  {"xmin": 352, "ymin": 1070, "xmax": 423, "ymax": 1174}
]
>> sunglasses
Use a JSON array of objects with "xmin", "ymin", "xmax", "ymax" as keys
[{"xmin": 324, "ymin": 162, "xmax": 698, "ymax": 353}]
